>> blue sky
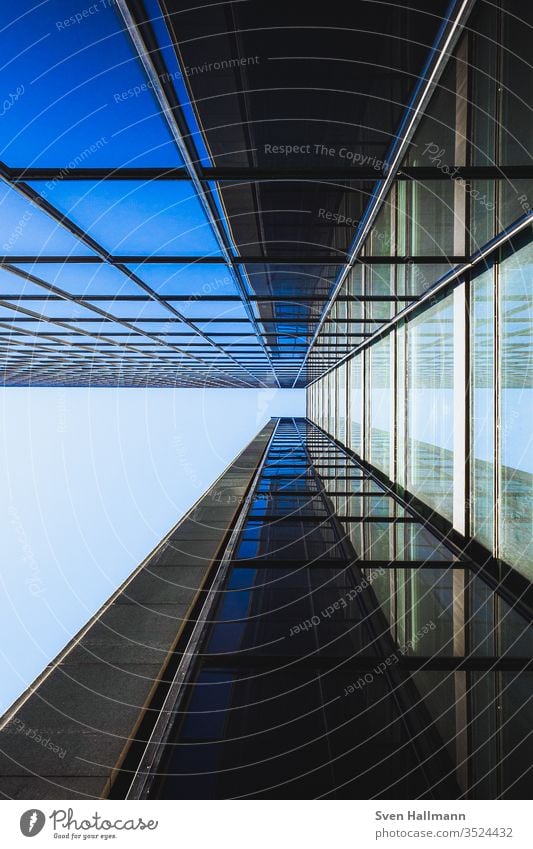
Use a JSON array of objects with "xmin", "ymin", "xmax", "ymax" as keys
[{"xmin": 0, "ymin": 387, "xmax": 304, "ymax": 714}]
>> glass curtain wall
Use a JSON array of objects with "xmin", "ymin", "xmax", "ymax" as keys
[
  {"xmin": 307, "ymin": 0, "xmax": 533, "ymax": 581},
  {"xmin": 308, "ymin": 232, "xmax": 532, "ymax": 581},
  {"xmin": 146, "ymin": 418, "xmax": 532, "ymax": 800}
]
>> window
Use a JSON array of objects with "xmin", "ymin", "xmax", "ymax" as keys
[
  {"xmin": 471, "ymin": 266, "xmax": 495, "ymax": 551},
  {"xmin": 406, "ymin": 296, "xmax": 454, "ymax": 520}
]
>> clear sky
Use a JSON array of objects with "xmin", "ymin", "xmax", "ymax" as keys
[{"xmin": 0, "ymin": 387, "xmax": 305, "ymax": 714}]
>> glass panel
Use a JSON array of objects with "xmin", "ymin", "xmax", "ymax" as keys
[
  {"xmin": 126, "ymin": 263, "xmax": 238, "ymax": 296},
  {"xmin": 409, "ymin": 181, "xmax": 455, "ymax": 256},
  {"xmin": 407, "ymin": 295, "xmax": 454, "ymax": 520},
  {"xmin": 369, "ymin": 336, "xmax": 391, "ymax": 474},
  {"xmin": 471, "ymin": 267, "xmax": 495, "ymax": 550},
  {"xmin": 328, "ymin": 370, "xmax": 335, "ymax": 436},
  {"xmin": 393, "ymin": 568, "xmax": 454, "ymax": 656},
  {"xmin": 396, "ymin": 324, "xmax": 406, "ymax": 488},
  {"xmin": 499, "ymin": 239, "xmax": 533, "ymax": 577},
  {"xmin": 397, "ymin": 263, "xmax": 452, "ymax": 297},
  {"xmin": 0, "ymin": 298, "xmax": 100, "ymax": 321},
  {"xmin": 499, "ymin": 179, "xmax": 533, "ymax": 232},
  {"xmin": 349, "ymin": 354, "xmax": 363, "ymax": 455},
  {"xmin": 346, "ymin": 522, "xmax": 457, "ymax": 562},
  {"xmin": 0, "ymin": 2, "xmax": 182, "ymax": 167},
  {"xmin": 470, "ymin": 180, "xmax": 496, "ymax": 248},
  {"xmin": 165, "ymin": 301, "xmax": 247, "ymax": 320},
  {"xmin": 470, "ymin": 3, "xmax": 498, "ymax": 167},
  {"xmin": 28, "ymin": 180, "xmax": 222, "ymax": 257},
  {"xmin": 500, "ymin": 673, "xmax": 533, "ymax": 797},
  {"xmin": 500, "ymin": 0, "xmax": 533, "ymax": 165},
  {"xmin": 14, "ymin": 262, "xmax": 139, "ymax": 296},
  {"xmin": 0, "ymin": 185, "xmax": 94, "ymax": 257},
  {"xmin": 0, "ymin": 269, "xmax": 47, "ymax": 297},
  {"xmin": 406, "ymin": 58, "xmax": 458, "ymax": 166},
  {"xmin": 336, "ymin": 362, "xmax": 346, "ymax": 443}
]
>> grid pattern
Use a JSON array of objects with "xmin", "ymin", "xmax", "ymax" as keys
[
  {"xmin": 0, "ymin": 0, "xmax": 479, "ymax": 387},
  {"xmin": 308, "ymin": 0, "xmax": 533, "ymax": 582},
  {"xmin": 309, "ymin": 211, "xmax": 533, "ymax": 586},
  {"xmin": 133, "ymin": 418, "xmax": 532, "ymax": 799},
  {"xmin": 303, "ymin": 0, "xmax": 533, "ymax": 383}
]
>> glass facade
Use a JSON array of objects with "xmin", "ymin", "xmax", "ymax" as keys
[
  {"xmin": 307, "ymin": 1, "xmax": 533, "ymax": 581},
  {"xmin": 310, "ymin": 234, "xmax": 533, "ymax": 580},
  {"xmin": 119, "ymin": 418, "xmax": 533, "ymax": 800},
  {"xmin": 0, "ymin": 0, "xmax": 531, "ymax": 805}
]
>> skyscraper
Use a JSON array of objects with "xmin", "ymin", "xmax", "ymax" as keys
[{"xmin": 0, "ymin": 0, "xmax": 531, "ymax": 800}]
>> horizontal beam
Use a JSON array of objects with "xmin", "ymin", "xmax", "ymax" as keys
[
  {"xmin": 0, "ymin": 294, "xmax": 421, "ymax": 303},
  {"xmin": 9, "ymin": 166, "xmax": 533, "ymax": 182},
  {"xmin": 199, "ymin": 654, "xmax": 533, "ymax": 671},
  {"xmin": 1, "ymin": 255, "xmax": 466, "ymax": 265}
]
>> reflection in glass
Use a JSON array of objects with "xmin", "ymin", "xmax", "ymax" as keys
[
  {"xmin": 369, "ymin": 336, "xmax": 391, "ymax": 474},
  {"xmin": 407, "ymin": 295, "xmax": 454, "ymax": 520},
  {"xmin": 471, "ymin": 267, "xmax": 495, "ymax": 551},
  {"xmin": 499, "ymin": 241, "xmax": 533, "ymax": 577},
  {"xmin": 29, "ymin": 180, "xmax": 222, "ymax": 257}
]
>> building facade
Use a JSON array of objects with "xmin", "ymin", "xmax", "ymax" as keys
[
  {"xmin": 1, "ymin": 418, "xmax": 531, "ymax": 799},
  {"xmin": 0, "ymin": 0, "xmax": 531, "ymax": 801}
]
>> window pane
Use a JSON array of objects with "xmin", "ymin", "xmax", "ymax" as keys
[
  {"xmin": 407, "ymin": 295, "xmax": 454, "ymax": 520},
  {"xmin": 0, "ymin": 185, "xmax": 94, "ymax": 257},
  {"xmin": 409, "ymin": 181, "xmax": 455, "ymax": 256},
  {"xmin": 471, "ymin": 267, "xmax": 495, "ymax": 551},
  {"xmin": 500, "ymin": 0, "xmax": 533, "ymax": 165},
  {"xmin": 369, "ymin": 336, "xmax": 391, "ymax": 474},
  {"xmin": 336, "ymin": 362, "xmax": 346, "ymax": 442},
  {"xmin": 28, "ymin": 180, "xmax": 222, "ymax": 257},
  {"xmin": 499, "ymin": 239, "xmax": 533, "ymax": 577},
  {"xmin": 14, "ymin": 262, "xmax": 139, "ymax": 296},
  {"xmin": 349, "ymin": 355, "xmax": 362, "ymax": 455},
  {"xmin": 127, "ymin": 264, "xmax": 238, "ymax": 297},
  {"xmin": 0, "ymin": 1, "xmax": 182, "ymax": 167}
]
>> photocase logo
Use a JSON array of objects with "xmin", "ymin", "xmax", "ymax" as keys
[{"xmin": 20, "ymin": 810, "xmax": 46, "ymax": 837}]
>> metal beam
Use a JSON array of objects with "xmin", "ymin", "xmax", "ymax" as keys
[
  {"xmin": 1, "ymin": 254, "xmax": 466, "ymax": 265},
  {"xmin": 10, "ymin": 165, "xmax": 533, "ymax": 182}
]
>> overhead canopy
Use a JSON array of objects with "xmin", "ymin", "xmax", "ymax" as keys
[{"xmin": 0, "ymin": 0, "xmax": 465, "ymax": 387}]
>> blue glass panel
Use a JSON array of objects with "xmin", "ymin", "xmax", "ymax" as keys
[
  {"xmin": 75, "ymin": 319, "xmax": 149, "ymax": 335},
  {"xmin": 0, "ymin": 186, "xmax": 94, "ymax": 257},
  {"xmin": 127, "ymin": 263, "xmax": 238, "ymax": 296},
  {"xmin": 195, "ymin": 321, "xmax": 252, "ymax": 333},
  {"xmin": 85, "ymin": 300, "xmax": 172, "ymax": 320},
  {"xmin": 0, "ymin": 268, "xmax": 46, "ymax": 296},
  {"xmin": 0, "ymin": 300, "xmax": 98, "ymax": 320},
  {"xmin": 212, "ymin": 335, "xmax": 260, "ymax": 344},
  {"xmin": 169, "ymin": 301, "xmax": 247, "ymax": 319},
  {"xmin": 0, "ymin": 1, "xmax": 182, "ymax": 167},
  {"xmin": 130, "ymin": 320, "xmax": 188, "ymax": 334},
  {"xmin": 28, "ymin": 180, "xmax": 221, "ymax": 256},
  {"xmin": 142, "ymin": 0, "xmax": 211, "ymax": 167},
  {"xmin": 13, "ymin": 263, "xmax": 140, "ymax": 296}
]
